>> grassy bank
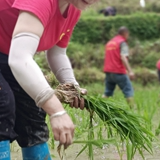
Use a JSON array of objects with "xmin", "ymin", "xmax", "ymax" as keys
[{"xmin": 81, "ymin": 0, "xmax": 160, "ymax": 16}]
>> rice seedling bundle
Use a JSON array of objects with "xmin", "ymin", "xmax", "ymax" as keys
[{"xmin": 55, "ymin": 83, "xmax": 154, "ymax": 159}]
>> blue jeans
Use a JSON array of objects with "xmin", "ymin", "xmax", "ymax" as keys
[
  {"xmin": 0, "ymin": 52, "xmax": 49, "ymax": 147},
  {"xmin": 104, "ymin": 73, "xmax": 134, "ymax": 98}
]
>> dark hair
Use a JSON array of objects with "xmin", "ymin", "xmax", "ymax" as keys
[{"xmin": 118, "ymin": 26, "xmax": 129, "ymax": 35}]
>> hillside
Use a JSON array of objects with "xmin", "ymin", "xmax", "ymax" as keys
[{"xmin": 82, "ymin": 0, "xmax": 160, "ymax": 16}]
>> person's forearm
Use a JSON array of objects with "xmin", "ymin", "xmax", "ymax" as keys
[
  {"xmin": 121, "ymin": 55, "xmax": 132, "ymax": 72},
  {"xmin": 9, "ymin": 33, "xmax": 56, "ymax": 109},
  {"xmin": 46, "ymin": 45, "xmax": 78, "ymax": 85}
]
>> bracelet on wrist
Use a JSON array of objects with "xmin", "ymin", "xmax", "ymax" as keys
[{"xmin": 50, "ymin": 110, "xmax": 67, "ymax": 120}]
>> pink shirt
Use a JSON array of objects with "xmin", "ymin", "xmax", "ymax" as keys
[
  {"xmin": 0, "ymin": 0, "xmax": 81, "ymax": 54},
  {"xmin": 156, "ymin": 60, "xmax": 160, "ymax": 70}
]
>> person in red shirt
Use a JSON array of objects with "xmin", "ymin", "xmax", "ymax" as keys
[
  {"xmin": 103, "ymin": 26, "xmax": 134, "ymax": 105},
  {"xmin": 156, "ymin": 60, "xmax": 160, "ymax": 81},
  {"xmin": 0, "ymin": 0, "xmax": 99, "ymax": 159}
]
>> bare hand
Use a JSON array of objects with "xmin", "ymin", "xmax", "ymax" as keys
[
  {"xmin": 69, "ymin": 87, "xmax": 87, "ymax": 110},
  {"xmin": 42, "ymin": 95, "xmax": 75, "ymax": 148},
  {"xmin": 129, "ymin": 71, "xmax": 135, "ymax": 80},
  {"xmin": 50, "ymin": 113, "xmax": 75, "ymax": 149},
  {"xmin": 55, "ymin": 83, "xmax": 87, "ymax": 110}
]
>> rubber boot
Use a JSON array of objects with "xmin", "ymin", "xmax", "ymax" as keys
[
  {"xmin": 22, "ymin": 142, "xmax": 52, "ymax": 160},
  {"xmin": 0, "ymin": 140, "xmax": 11, "ymax": 160}
]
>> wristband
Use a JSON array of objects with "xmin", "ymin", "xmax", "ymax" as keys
[{"xmin": 50, "ymin": 111, "xmax": 67, "ymax": 120}]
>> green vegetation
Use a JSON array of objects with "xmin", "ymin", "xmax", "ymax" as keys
[
  {"xmin": 82, "ymin": 0, "xmax": 160, "ymax": 16},
  {"xmin": 35, "ymin": 38, "xmax": 160, "ymax": 86},
  {"xmin": 72, "ymin": 13, "xmax": 160, "ymax": 44}
]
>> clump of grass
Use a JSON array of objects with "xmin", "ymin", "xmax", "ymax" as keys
[{"xmin": 55, "ymin": 83, "xmax": 154, "ymax": 160}]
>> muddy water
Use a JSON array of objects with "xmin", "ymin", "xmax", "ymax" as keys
[{"xmin": 11, "ymin": 142, "xmax": 160, "ymax": 160}]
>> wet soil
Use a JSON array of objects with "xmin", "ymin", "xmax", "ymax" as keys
[{"xmin": 11, "ymin": 142, "xmax": 160, "ymax": 160}]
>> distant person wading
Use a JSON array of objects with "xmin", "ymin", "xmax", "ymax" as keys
[{"xmin": 103, "ymin": 27, "xmax": 134, "ymax": 106}]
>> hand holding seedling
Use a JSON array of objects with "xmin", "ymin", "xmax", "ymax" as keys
[
  {"xmin": 42, "ymin": 94, "xmax": 75, "ymax": 148},
  {"xmin": 42, "ymin": 84, "xmax": 87, "ymax": 150},
  {"xmin": 69, "ymin": 87, "xmax": 87, "ymax": 110},
  {"xmin": 55, "ymin": 84, "xmax": 87, "ymax": 110}
]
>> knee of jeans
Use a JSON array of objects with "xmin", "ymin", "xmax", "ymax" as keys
[
  {"xmin": 123, "ymin": 87, "xmax": 134, "ymax": 98},
  {"xmin": 105, "ymin": 89, "xmax": 114, "ymax": 96}
]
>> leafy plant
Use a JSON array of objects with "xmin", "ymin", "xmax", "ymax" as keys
[{"xmin": 72, "ymin": 13, "xmax": 160, "ymax": 44}]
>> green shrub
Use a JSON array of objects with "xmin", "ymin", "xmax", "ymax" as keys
[
  {"xmin": 130, "ymin": 39, "xmax": 160, "ymax": 68},
  {"xmin": 134, "ymin": 68, "xmax": 158, "ymax": 86},
  {"xmin": 72, "ymin": 13, "xmax": 160, "ymax": 44},
  {"xmin": 141, "ymin": 52, "xmax": 159, "ymax": 69},
  {"xmin": 67, "ymin": 43, "xmax": 104, "ymax": 69},
  {"xmin": 129, "ymin": 41, "xmax": 145, "ymax": 66},
  {"xmin": 145, "ymin": 1, "xmax": 160, "ymax": 13},
  {"xmin": 74, "ymin": 68, "xmax": 105, "ymax": 85}
]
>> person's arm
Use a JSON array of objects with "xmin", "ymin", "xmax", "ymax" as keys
[
  {"xmin": 46, "ymin": 45, "xmax": 78, "ymax": 85},
  {"xmin": 46, "ymin": 45, "xmax": 87, "ymax": 109},
  {"xmin": 120, "ymin": 42, "xmax": 134, "ymax": 79},
  {"xmin": 9, "ymin": 11, "xmax": 74, "ymax": 148},
  {"xmin": 121, "ymin": 55, "xmax": 132, "ymax": 73}
]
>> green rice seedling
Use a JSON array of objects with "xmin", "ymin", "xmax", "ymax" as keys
[
  {"xmin": 83, "ymin": 96, "xmax": 154, "ymax": 159},
  {"xmin": 155, "ymin": 122, "xmax": 160, "ymax": 136},
  {"xmin": 73, "ymin": 139, "xmax": 117, "ymax": 159},
  {"xmin": 72, "ymin": 111, "xmax": 119, "ymax": 160},
  {"xmin": 54, "ymin": 83, "xmax": 154, "ymax": 160}
]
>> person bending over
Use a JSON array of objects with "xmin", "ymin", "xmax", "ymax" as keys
[
  {"xmin": 103, "ymin": 26, "xmax": 134, "ymax": 106},
  {"xmin": 0, "ymin": 0, "xmax": 98, "ymax": 159}
]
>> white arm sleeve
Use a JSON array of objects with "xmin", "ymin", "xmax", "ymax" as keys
[
  {"xmin": 46, "ymin": 45, "xmax": 79, "ymax": 85},
  {"xmin": 9, "ymin": 33, "xmax": 54, "ymax": 107}
]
